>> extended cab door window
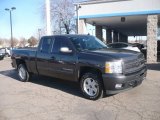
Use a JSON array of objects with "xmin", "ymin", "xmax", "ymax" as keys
[
  {"xmin": 36, "ymin": 37, "xmax": 53, "ymax": 76},
  {"xmin": 40, "ymin": 37, "xmax": 52, "ymax": 53}
]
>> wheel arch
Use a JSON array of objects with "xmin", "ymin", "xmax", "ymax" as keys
[
  {"xmin": 16, "ymin": 59, "xmax": 26, "ymax": 69},
  {"xmin": 78, "ymin": 66, "xmax": 103, "ymax": 81}
]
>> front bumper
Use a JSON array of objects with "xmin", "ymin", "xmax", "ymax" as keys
[{"xmin": 102, "ymin": 66, "xmax": 147, "ymax": 95}]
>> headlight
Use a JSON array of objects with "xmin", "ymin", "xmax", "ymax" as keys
[{"xmin": 105, "ymin": 61, "xmax": 122, "ymax": 73}]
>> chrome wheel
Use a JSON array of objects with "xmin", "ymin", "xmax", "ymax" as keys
[
  {"xmin": 83, "ymin": 78, "xmax": 99, "ymax": 97},
  {"xmin": 18, "ymin": 66, "xmax": 26, "ymax": 80}
]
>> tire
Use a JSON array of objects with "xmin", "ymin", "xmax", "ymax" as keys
[
  {"xmin": 18, "ymin": 64, "xmax": 31, "ymax": 82},
  {"xmin": 80, "ymin": 72, "xmax": 104, "ymax": 100}
]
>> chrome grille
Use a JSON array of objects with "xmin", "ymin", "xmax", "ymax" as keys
[{"xmin": 124, "ymin": 56, "xmax": 145, "ymax": 74}]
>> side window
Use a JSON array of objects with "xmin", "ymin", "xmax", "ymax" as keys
[
  {"xmin": 51, "ymin": 37, "xmax": 60, "ymax": 53},
  {"xmin": 40, "ymin": 37, "xmax": 52, "ymax": 53},
  {"xmin": 52, "ymin": 36, "xmax": 72, "ymax": 53}
]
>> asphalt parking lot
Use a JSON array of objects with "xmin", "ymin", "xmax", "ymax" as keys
[{"xmin": 0, "ymin": 58, "xmax": 160, "ymax": 120}]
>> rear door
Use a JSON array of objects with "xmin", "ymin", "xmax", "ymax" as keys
[
  {"xmin": 36, "ymin": 37, "xmax": 53, "ymax": 76},
  {"xmin": 48, "ymin": 36, "xmax": 77, "ymax": 81}
]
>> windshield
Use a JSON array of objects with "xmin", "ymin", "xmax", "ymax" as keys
[
  {"xmin": 68, "ymin": 36, "xmax": 107, "ymax": 51},
  {"xmin": 0, "ymin": 49, "xmax": 5, "ymax": 53}
]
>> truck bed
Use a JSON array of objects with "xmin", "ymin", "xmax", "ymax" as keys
[{"xmin": 12, "ymin": 48, "xmax": 38, "ymax": 74}]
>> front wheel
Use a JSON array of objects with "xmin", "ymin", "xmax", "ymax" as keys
[
  {"xmin": 80, "ymin": 72, "xmax": 104, "ymax": 100},
  {"xmin": 18, "ymin": 64, "xmax": 31, "ymax": 82}
]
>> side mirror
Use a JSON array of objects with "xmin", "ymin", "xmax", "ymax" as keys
[{"xmin": 60, "ymin": 47, "xmax": 72, "ymax": 53}]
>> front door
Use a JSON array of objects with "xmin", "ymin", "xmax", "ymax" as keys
[{"xmin": 48, "ymin": 36, "xmax": 77, "ymax": 81}]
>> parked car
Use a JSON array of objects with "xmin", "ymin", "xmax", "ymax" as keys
[
  {"xmin": 0, "ymin": 48, "xmax": 11, "ymax": 57},
  {"xmin": 5, "ymin": 47, "xmax": 11, "ymax": 56},
  {"xmin": 11, "ymin": 35, "xmax": 147, "ymax": 100},
  {"xmin": 0, "ymin": 50, "xmax": 5, "ymax": 60},
  {"xmin": 107, "ymin": 42, "xmax": 140, "ymax": 52}
]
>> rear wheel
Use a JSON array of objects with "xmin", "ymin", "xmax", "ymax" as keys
[
  {"xmin": 80, "ymin": 72, "xmax": 104, "ymax": 100},
  {"xmin": 18, "ymin": 64, "xmax": 31, "ymax": 82}
]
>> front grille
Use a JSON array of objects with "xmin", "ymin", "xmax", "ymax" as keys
[{"xmin": 123, "ymin": 55, "xmax": 146, "ymax": 74}]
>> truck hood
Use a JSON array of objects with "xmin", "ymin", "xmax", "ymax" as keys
[{"xmin": 84, "ymin": 48, "xmax": 141, "ymax": 60}]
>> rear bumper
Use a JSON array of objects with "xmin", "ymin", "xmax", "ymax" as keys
[{"xmin": 102, "ymin": 66, "xmax": 147, "ymax": 94}]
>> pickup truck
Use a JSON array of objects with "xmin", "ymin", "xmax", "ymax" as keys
[{"xmin": 11, "ymin": 35, "xmax": 147, "ymax": 100}]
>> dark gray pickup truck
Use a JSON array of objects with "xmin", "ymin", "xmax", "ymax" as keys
[{"xmin": 11, "ymin": 35, "xmax": 147, "ymax": 100}]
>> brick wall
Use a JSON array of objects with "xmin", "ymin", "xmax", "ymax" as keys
[{"xmin": 147, "ymin": 15, "xmax": 158, "ymax": 63}]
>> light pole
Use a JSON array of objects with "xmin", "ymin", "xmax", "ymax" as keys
[
  {"xmin": 5, "ymin": 7, "xmax": 16, "ymax": 49},
  {"xmin": 46, "ymin": 0, "xmax": 51, "ymax": 35},
  {"xmin": 76, "ymin": 4, "xmax": 81, "ymax": 34}
]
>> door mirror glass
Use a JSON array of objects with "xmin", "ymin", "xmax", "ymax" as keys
[{"xmin": 60, "ymin": 47, "xmax": 72, "ymax": 53}]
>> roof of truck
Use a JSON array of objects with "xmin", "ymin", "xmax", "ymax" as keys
[{"xmin": 42, "ymin": 34, "xmax": 92, "ymax": 38}]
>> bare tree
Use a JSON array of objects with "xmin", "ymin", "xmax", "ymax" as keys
[
  {"xmin": 0, "ymin": 38, "xmax": 4, "ymax": 47},
  {"xmin": 28, "ymin": 36, "xmax": 38, "ymax": 47},
  {"xmin": 50, "ymin": 0, "xmax": 76, "ymax": 34},
  {"xmin": 12, "ymin": 38, "xmax": 19, "ymax": 47},
  {"xmin": 4, "ymin": 39, "xmax": 11, "ymax": 47},
  {"xmin": 19, "ymin": 37, "xmax": 28, "ymax": 47}
]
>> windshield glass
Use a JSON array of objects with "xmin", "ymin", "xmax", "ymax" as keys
[
  {"xmin": 0, "ymin": 49, "xmax": 5, "ymax": 53},
  {"xmin": 68, "ymin": 36, "xmax": 107, "ymax": 51}
]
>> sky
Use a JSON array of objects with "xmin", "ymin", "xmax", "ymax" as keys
[
  {"xmin": 1, "ymin": 0, "xmax": 158, "ymax": 41},
  {"xmin": 0, "ymin": 0, "xmax": 44, "ymax": 39}
]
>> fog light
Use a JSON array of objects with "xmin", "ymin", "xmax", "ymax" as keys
[{"xmin": 115, "ymin": 84, "xmax": 122, "ymax": 89}]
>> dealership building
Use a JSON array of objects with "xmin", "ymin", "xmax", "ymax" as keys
[{"xmin": 76, "ymin": 0, "xmax": 160, "ymax": 63}]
